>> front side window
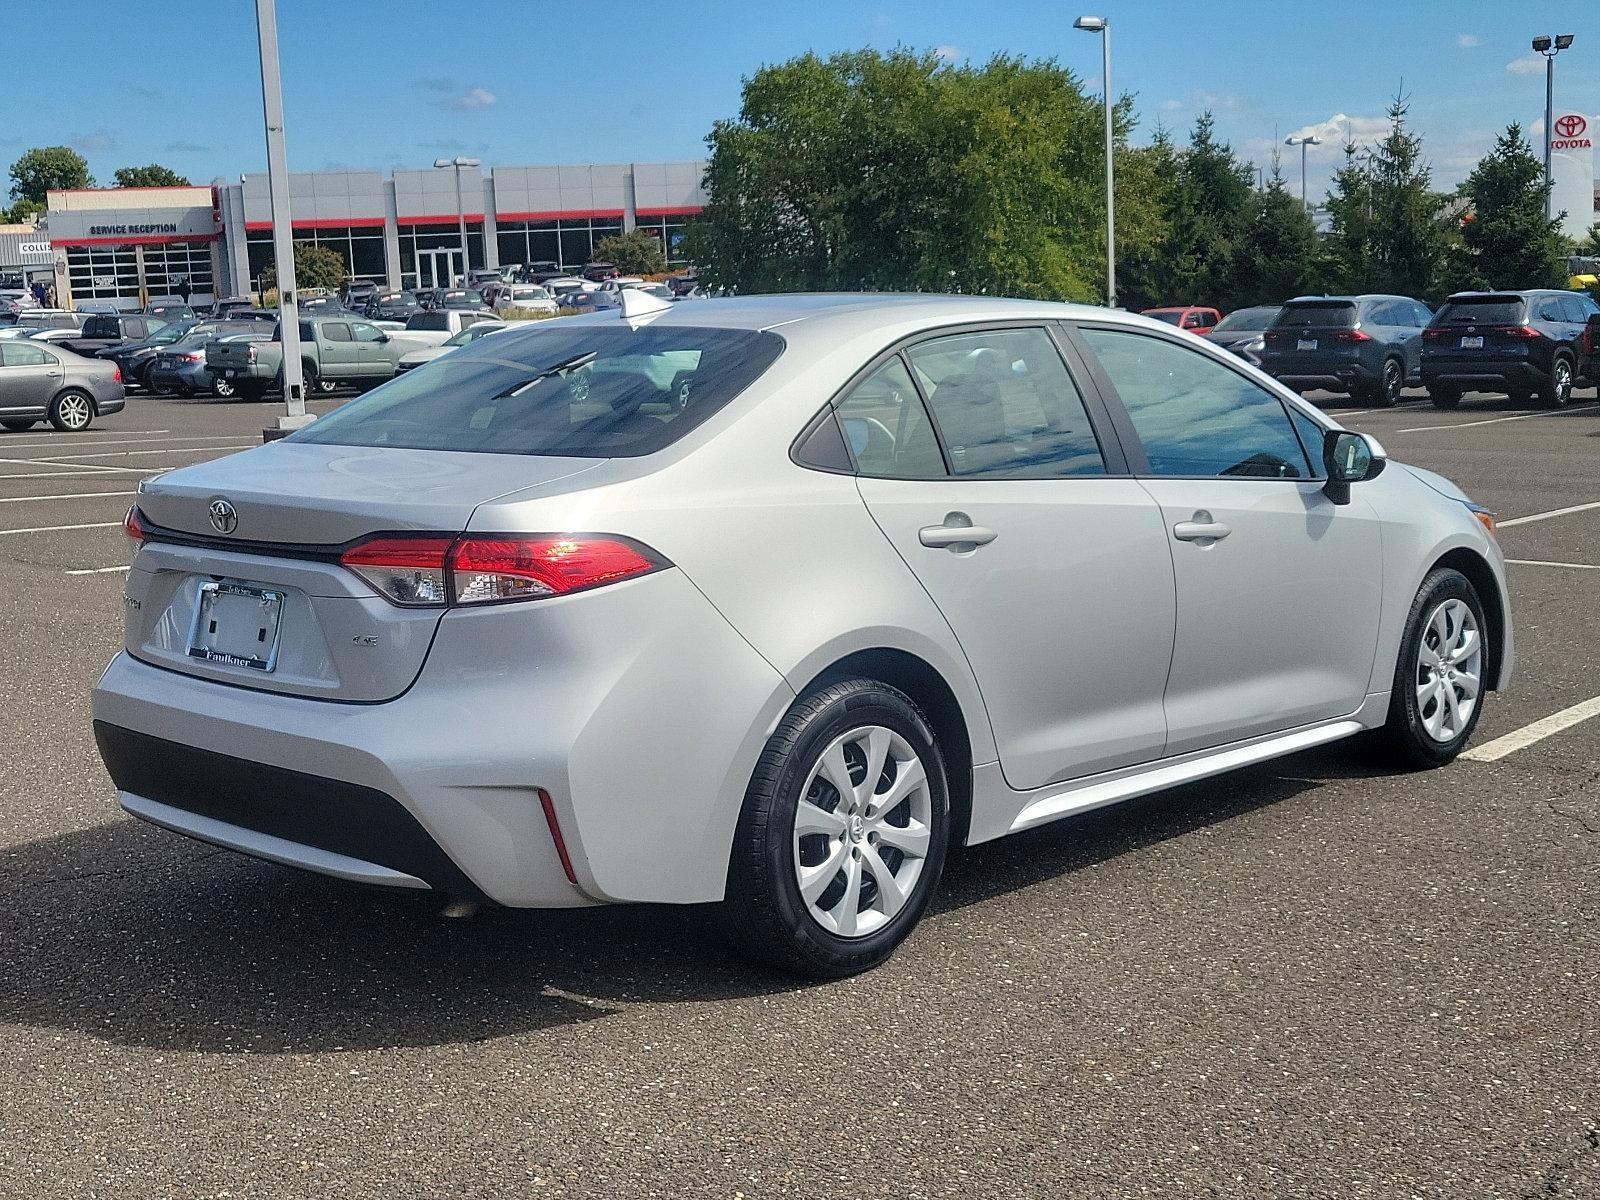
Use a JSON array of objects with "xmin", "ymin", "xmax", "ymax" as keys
[
  {"xmin": 1080, "ymin": 327, "xmax": 1310, "ymax": 479},
  {"xmin": 351, "ymin": 323, "xmax": 385, "ymax": 343},
  {"xmin": 288, "ymin": 326, "xmax": 784, "ymax": 458},
  {"xmin": 322, "ymin": 322, "xmax": 353, "ymax": 342},
  {"xmin": 905, "ymin": 328, "xmax": 1105, "ymax": 478},
  {"xmin": 833, "ymin": 356, "xmax": 945, "ymax": 479}
]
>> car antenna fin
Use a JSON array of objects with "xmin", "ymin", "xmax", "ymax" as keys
[{"xmin": 618, "ymin": 287, "xmax": 673, "ymax": 323}]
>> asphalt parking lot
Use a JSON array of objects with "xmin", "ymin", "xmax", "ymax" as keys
[{"xmin": 0, "ymin": 386, "xmax": 1596, "ymax": 1199}]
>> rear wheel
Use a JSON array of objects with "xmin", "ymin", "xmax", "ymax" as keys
[
  {"xmin": 211, "ymin": 376, "xmax": 236, "ymax": 399},
  {"xmin": 144, "ymin": 362, "xmax": 174, "ymax": 397},
  {"xmin": 1538, "ymin": 355, "xmax": 1574, "ymax": 407},
  {"xmin": 1369, "ymin": 357, "xmax": 1404, "ymax": 407},
  {"xmin": 0, "ymin": 419, "xmax": 37, "ymax": 431},
  {"xmin": 1372, "ymin": 568, "xmax": 1488, "ymax": 769},
  {"xmin": 720, "ymin": 678, "xmax": 951, "ymax": 978},
  {"xmin": 1429, "ymin": 385, "xmax": 1461, "ymax": 409},
  {"xmin": 48, "ymin": 389, "xmax": 94, "ymax": 431}
]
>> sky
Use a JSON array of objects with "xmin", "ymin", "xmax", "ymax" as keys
[{"xmin": 5, "ymin": 0, "xmax": 1598, "ymax": 205}]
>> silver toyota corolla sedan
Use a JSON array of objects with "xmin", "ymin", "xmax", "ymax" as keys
[{"xmin": 93, "ymin": 293, "xmax": 1512, "ymax": 977}]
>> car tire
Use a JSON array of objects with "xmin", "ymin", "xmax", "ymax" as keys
[
  {"xmin": 305, "ymin": 363, "xmax": 338, "ymax": 396},
  {"xmin": 1429, "ymin": 386, "xmax": 1461, "ymax": 409},
  {"xmin": 1538, "ymin": 354, "xmax": 1574, "ymax": 407},
  {"xmin": 0, "ymin": 419, "xmax": 37, "ymax": 431},
  {"xmin": 144, "ymin": 363, "xmax": 174, "ymax": 396},
  {"xmin": 47, "ymin": 389, "xmax": 95, "ymax": 432},
  {"xmin": 211, "ymin": 377, "xmax": 236, "ymax": 399},
  {"xmin": 1372, "ymin": 567, "xmax": 1488, "ymax": 769},
  {"xmin": 1368, "ymin": 357, "xmax": 1404, "ymax": 407},
  {"xmin": 720, "ymin": 678, "xmax": 951, "ymax": 979}
]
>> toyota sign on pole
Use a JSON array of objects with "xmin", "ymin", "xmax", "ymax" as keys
[{"xmin": 1549, "ymin": 112, "xmax": 1594, "ymax": 240}]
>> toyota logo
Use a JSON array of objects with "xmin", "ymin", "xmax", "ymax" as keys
[
  {"xmin": 208, "ymin": 499, "xmax": 238, "ymax": 535},
  {"xmin": 1555, "ymin": 114, "xmax": 1587, "ymax": 139}
]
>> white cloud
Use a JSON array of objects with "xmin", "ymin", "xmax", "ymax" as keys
[
  {"xmin": 417, "ymin": 77, "xmax": 497, "ymax": 111},
  {"xmin": 1161, "ymin": 99, "xmax": 1184, "ymax": 112},
  {"xmin": 1507, "ymin": 54, "xmax": 1546, "ymax": 75},
  {"xmin": 446, "ymin": 87, "xmax": 496, "ymax": 111},
  {"xmin": 1286, "ymin": 112, "xmax": 1390, "ymax": 145},
  {"xmin": 1457, "ymin": 34, "xmax": 1480, "ymax": 48},
  {"xmin": 72, "ymin": 130, "xmax": 116, "ymax": 154},
  {"xmin": 933, "ymin": 44, "xmax": 961, "ymax": 62}
]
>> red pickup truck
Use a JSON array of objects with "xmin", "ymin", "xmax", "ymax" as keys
[{"xmin": 1142, "ymin": 305, "xmax": 1223, "ymax": 332}]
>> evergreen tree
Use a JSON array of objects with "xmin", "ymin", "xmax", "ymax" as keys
[
  {"xmin": 1322, "ymin": 140, "xmax": 1377, "ymax": 292},
  {"xmin": 1164, "ymin": 113, "xmax": 1254, "ymax": 306},
  {"xmin": 1449, "ymin": 123, "xmax": 1567, "ymax": 291},
  {"xmin": 1365, "ymin": 95, "xmax": 1451, "ymax": 297},
  {"xmin": 1115, "ymin": 125, "xmax": 1180, "ymax": 310},
  {"xmin": 1231, "ymin": 158, "xmax": 1320, "ymax": 304}
]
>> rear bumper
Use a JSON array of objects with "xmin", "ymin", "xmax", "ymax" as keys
[
  {"xmin": 148, "ymin": 362, "xmax": 213, "ymax": 392},
  {"xmin": 1421, "ymin": 359, "xmax": 1543, "ymax": 390},
  {"xmin": 1263, "ymin": 358, "xmax": 1375, "ymax": 393}
]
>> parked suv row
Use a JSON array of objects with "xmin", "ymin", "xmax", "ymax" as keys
[
  {"xmin": 1261, "ymin": 294, "xmax": 1431, "ymax": 407},
  {"xmin": 1421, "ymin": 290, "xmax": 1599, "ymax": 408}
]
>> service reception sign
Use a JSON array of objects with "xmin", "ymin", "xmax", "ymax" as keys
[{"xmin": 1549, "ymin": 112, "xmax": 1595, "ymax": 240}]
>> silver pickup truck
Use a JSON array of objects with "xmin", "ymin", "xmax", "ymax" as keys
[{"xmin": 205, "ymin": 314, "xmax": 428, "ymax": 397}]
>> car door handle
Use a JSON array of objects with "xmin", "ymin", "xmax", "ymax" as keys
[
  {"xmin": 1173, "ymin": 518, "xmax": 1231, "ymax": 542},
  {"xmin": 919, "ymin": 515, "xmax": 998, "ymax": 550}
]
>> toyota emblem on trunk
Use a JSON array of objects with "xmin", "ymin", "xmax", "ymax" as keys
[{"xmin": 208, "ymin": 499, "xmax": 238, "ymax": 535}]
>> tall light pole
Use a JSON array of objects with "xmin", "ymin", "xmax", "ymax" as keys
[
  {"xmin": 253, "ymin": 0, "xmax": 308, "ymax": 433},
  {"xmin": 433, "ymin": 155, "xmax": 481, "ymax": 284},
  {"xmin": 1285, "ymin": 134, "xmax": 1323, "ymax": 213},
  {"xmin": 1074, "ymin": 15, "xmax": 1114, "ymax": 307},
  {"xmin": 1531, "ymin": 34, "xmax": 1575, "ymax": 220}
]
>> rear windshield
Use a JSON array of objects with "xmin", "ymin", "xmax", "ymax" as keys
[
  {"xmin": 287, "ymin": 325, "xmax": 786, "ymax": 458},
  {"xmin": 1214, "ymin": 306, "xmax": 1280, "ymax": 332},
  {"xmin": 1144, "ymin": 310, "xmax": 1184, "ymax": 325},
  {"xmin": 1433, "ymin": 297, "xmax": 1525, "ymax": 325},
  {"xmin": 407, "ymin": 312, "xmax": 451, "ymax": 332},
  {"xmin": 1275, "ymin": 302, "xmax": 1357, "ymax": 328}
]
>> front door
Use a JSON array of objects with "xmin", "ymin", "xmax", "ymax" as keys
[
  {"xmin": 0, "ymin": 341, "xmax": 64, "ymax": 413},
  {"xmin": 848, "ymin": 326, "xmax": 1176, "ymax": 791},
  {"xmin": 1075, "ymin": 324, "xmax": 1384, "ymax": 756}
]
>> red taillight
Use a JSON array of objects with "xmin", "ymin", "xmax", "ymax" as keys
[
  {"xmin": 112, "ymin": 366, "xmax": 122, "ymax": 383},
  {"xmin": 339, "ymin": 536, "xmax": 453, "ymax": 606},
  {"xmin": 338, "ymin": 533, "xmax": 664, "ymax": 607},
  {"xmin": 1331, "ymin": 328, "xmax": 1373, "ymax": 343},
  {"xmin": 1504, "ymin": 324, "xmax": 1540, "ymax": 339},
  {"xmin": 246, "ymin": 345, "xmax": 258, "ymax": 362},
  {"xmin": 122, "ymin": 505, "xmax": 145, "ymax": 543},
  {"xmin": 1422, "ymin": 327, "xmax": 1448, "ymax": 342},
  {"xmin": 179, "ymin": 351, "xmax": 203, "ymax": 362},
  {"xmin": 448, "ymin": 536, "xmax": 662, "ymax": 605}
]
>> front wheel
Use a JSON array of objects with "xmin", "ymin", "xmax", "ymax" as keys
[
  {"xmin": 48, "ymin": 389, "xmax": 94, "ymax": 431},
  {"xmin": 720, "ymin": 679, "xmax": 951, "ymax": 978},
  {"xmin": 1539, "ymin": 355, "xmax": 1574, "ymax": 407},
  {"xmin": 1373, "ymin": 568, "xmax": 1488, "ymax": 768}
]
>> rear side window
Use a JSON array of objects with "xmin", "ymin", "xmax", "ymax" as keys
[
  {"xmin": 834, "ymin": 355, "xmax": 945, "ymax": 479},
  {"xmin": 322, "ymin": 322, "xmax": 353, "ymax": 342},
  {"xmin": 905, "ymin": 328, "xmax": 1105, "ymax": 478},
  {"xmin": 1081, "ymin": 327, "xmax": 1309, "ymax": 479},
  {"xmin": 1534, "ymin": 296, "xmax": 1564, "ymax": 322},
  {"xmin": 1434, "ymin": 297, "xmax": 1525, "ymax": 325},
  {"xmin": 1275, "ymin": 303, "xmax": 1356, "ymax": 329},
  {"xmin": 85, "ymin": 315, "xmax": 114, "ymax": 338},
  {"xmin": 288, "ymin": 326, "xmax": 785, "ymax": 458}
]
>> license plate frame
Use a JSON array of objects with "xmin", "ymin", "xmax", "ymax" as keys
[
  {"xmin": 1297, "ymin": 338, "xmax": 1318, "ymax": 351},
  {"xmin": 1460, "ymin": 335, "xmax": 1483, "ymax": 349},
  {"xmin": 187, "ymin": 580, "xmax": 285, "ymax": 672}
]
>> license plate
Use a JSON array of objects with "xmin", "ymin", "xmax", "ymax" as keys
[
  {"xmin": 158, "ymin": 357, "xmax": 175, "ymax": 368},
  {"xmin": 220, "ymin": 368, "xmax": 236, "ymax": 377},
  {"xmin": 1460, "ymin": 336, "xmax": 1483, "ymax": 349},
  {"xmin": 1297, "ymin": 338, "xmax": 1318, "ymax": 351},
  {"xmin": 187, "ymin": 581, "xmax": 284, "ymax": 672}
]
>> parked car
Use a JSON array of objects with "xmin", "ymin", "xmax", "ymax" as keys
[
  {"xmin": 299, "ymin": 295, "xmax": 355, "ymax": 316},
  {"xmin": 394, "ymin": 308, "xmax": 501, "ymax": 348},
  {"xmin": 1261, "ymin": 294, "xmax": 1432, "ymax": 406},
  {"xmin": 1142, "ymin": 305, "xmax": 1222, "ymax": 332},
  {"xmin": 665, "ymin": 272, "xmax": 699, "ymax": 297},
  {"xmin": 98, "ymin": 320, "xmax": 209, "ymax": 388},
  {"xmin": 583, "ymin": 261, "xmax": 620, "ymax": 282},
  {"xmin": 439, "ymin": 288, "xmax": 487, "ymax": 310},
  {"xmin": 1420, "ymin": 289, "xmax": 1600, "ymax": 408},
  {"xmin": 0, "ymin": 337, "xmax": 125, "ymax": 430},
  {"xmin": 143, "ymin": 300, "xmax": 195, "ymax": 321},
  {"xmin": 468, "ymin": 269, "xmax": 501, "ymax": 291},
  {"xmin": 206, "ymin": 296, "xmax": 262, "ymax": 319},
  {"xmin": 1203, "ymin": 305, "xmax": 1282, "ymax": 366},
  {"xmin": 205, "ymin": 314, "xmax": 424, "ymax": 398},
  {"xmin": 0, "ymin": 327, "xmax": 84, "ymax": 343},
  {"xmin": 146, "ymin": 329, "xmax": 272, "ymax": 398},
  {"xmin": 339, "ymin": 280, "xmax": 381, "ymax": 309},
  {"xmin": 0, "ymin": 309, "xmax": 86, "ymax": 332},
  {"xmin": 495, "ymin": 284, "xmax": 559, "ymax": 316},
  {"xmin": 363, "ymin": 290, "xmax": 421, "ymax": 323},
  {"xmin": 97, "ymin": 295, "xmax": 1512, "ymax": 978},
  {"xmin": 55, "ymin": 313, "xmax": 171, "ymax": 358},
  {"xmin": 586, "ymin": 283, "xmax": 675, "ymax": 312},
  {"xmin": 395, "ymin": 320, "xmax": 509, "ymax": 372},
  {"xmin": 542, "ymin": 277, "xmax": 592, "ymax": 305},
  {"xmin": 0, "ymin": 289, "xmax": 39, "ymax": 314}
]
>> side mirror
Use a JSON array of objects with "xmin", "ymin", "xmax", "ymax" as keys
[
  {"xmin": 1322, "ymin": 430, "xmax": 1387, "ymax": 505},
  {"xmin": 377, "ymin": 333, "xmax": 390, "ymax": 343}
]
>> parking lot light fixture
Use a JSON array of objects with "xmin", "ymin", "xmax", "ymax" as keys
[
  {"xmin": 1074, "ymin": 15, "xmax": 1114, "ymax": 307},
  {"xmin": 433, "ymin": 156, "xmax": 482, "ymax": 286},
  {"xmin": 1532, "ymin": 33, "xmax": 1576, "ymax": 219},
  {"xmin": 1285, "ymin": 134, "xmax": 1324, "ymax": 213}
]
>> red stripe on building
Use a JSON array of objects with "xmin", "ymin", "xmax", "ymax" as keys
[
  {"xmin": 243, "ymin": 217, "xmax": 387, "ymax": 231},
  {"xmin": 634, "ymin": 206, "xmax": 703, "ymax": 217},
  {"xmin": 52, "ymin": 234, "xmax": 218, "ymax": 247}
]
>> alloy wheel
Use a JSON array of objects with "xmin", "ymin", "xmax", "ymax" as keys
[
  {"xmin": 1383, "ymin": 359, "xmax": 1402, "ymax": 405},
  {"xmin": 56, "ymin": 393, "xmax": 92, "ymax": 430},
  {"xmin": 792, "ymin": 725, "xmax": 933, "ymax": 939},
  {"xmin": 1554, "ymin": 359, "xmax": 1572, "ymax": 406},
  {"xmin": 1414, "ymin": 598, "xmax": 1482, "ymax": 743}
]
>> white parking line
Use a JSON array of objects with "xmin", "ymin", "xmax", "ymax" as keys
[
  {"xmin": 1396, "ymin": 404, "xmax": 1598, "ymax": 434},
  {"xmin": 0, "ymin": 468, "xmax": 173, "ymax": 481},
  {"xmin": 63, "ymin": 565, "xmax": 131, "ymax": 576},
  {"xmin": 1505, "ymin": 558, "xmax": 1600, "ymax": 571},
  {"xmin": 0, "ymin": 433, "xmax": 241, "ymax": 451},
  {"xmin": 13, "ymin": 443, "xmax": 254, "ymax": 463},
  {"xmin": 0, "ymin": 490, "xmax": 135, "ymax": 503},
  {"xmin": 1462, "ymin": 695, "xmax": 1600, "ymax": 762},
  {"xmin": 1498, "ymin": 501, "xmax": 1600, "ymax": 528},
  {"xmin": 0, "ymin": 429, "xmax": 169, "ymax": 443},
  {"xmin": 0, "ymin": 521, "xmax": 122, "ymax": 536}
]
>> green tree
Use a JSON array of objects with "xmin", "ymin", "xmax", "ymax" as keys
[
  {"xmin": 1115, "ymin": 126, "xmax": 1181, "ymax": 311},
  {"xmin": 1575, "ymin": 224, "xmax": 1600, "ymax": 257},
  {"xmin": 1164, "ymin": 112, "xmax": 1255, "ymax": 307},
  {"xmin": 686, "ymin": 48, "xmax": 1164, "ymax": 303},
  {"xmin": 1231, "ymin": 159, "xmax": 1321, "ymax": 304},
  {"xmin": 112, "ymin": 164, "xmax": 190, "ymax": 188},
  {"xmin": 1363, "ymin": 95, "xmax": 1451, "ymax": 297},
  {"xmin": 1, "ymin": 197, "xmax": 44, "ymax": 225},
  {"xmin": 593, "ymin": 229, "xmax": 668, "ymax": 274},
  {"xmin": 7, "ymin": 146, "xmax": 93, "ymax": 208},
  {"xmin": 259, "ymin": 241, "xmax": 348, "ymax": 292},
  {"xmin": 1322, "ymin": 140, "xmax": 1376, "ymax": 291},
  {"xmin": 1447, "ymin": 124, "xmax": 1567, "ymax": 291}
]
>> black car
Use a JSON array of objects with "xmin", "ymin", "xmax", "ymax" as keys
[
  {"xmin": 339, "ymin": 279, "xmax": 381, "ymax": 308},
  {"xmin": 1260, "ymin": 294, "xmax": 1432, "ymax": 406},
  {"xmin": 56, "ymin": 312, "xmax": 171, "ymax": 358},
  {"xmin": 1421, "ymin": 290, "xmax": 1600, "ymax": 408},
  {"xmin": 363, "ymin": 289, "xmax": 420, "ymax": 322},
  {"xmin": 1203, "ymin": 304, "xmax": 1281, "ymax": 367},
  {"xmin": 142, "ymin": 300, "xmax": 195, "ymax": 321},
  {"xmin": 97, "ymin": 320, "xmax": 205, "ymax": 388}
]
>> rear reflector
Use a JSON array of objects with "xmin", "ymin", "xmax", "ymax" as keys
[
  {"xmin": 123, "ymin": 505, "xmax": 145, "ymax": 543},
  {"xmin": 338, "ymin": 533, "xmax": 665, "ymax": 608},
  {"xmin": 538, "ymin": 788, "xmax": 578, "ymax": 885}
]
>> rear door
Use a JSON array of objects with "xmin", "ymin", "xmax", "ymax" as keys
[
  {"xmin": 1074, "ymin": 323, "xmax": 1383, "ymax": 755},
  {"xmin": 319, "ymin": 321, "xmax": 357, "ymax": 379},
  {"xmin": 0, "ymin": 340, "xmax": 62, "ymax": 412},
  {"xmin": 849, "ymin": 325, "xmax": 1176, "ymax": 789}
]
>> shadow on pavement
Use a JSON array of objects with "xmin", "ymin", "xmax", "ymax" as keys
[{"xmin": 0, "ymin": 746, "xmax": 1369, "ymax": 1054}]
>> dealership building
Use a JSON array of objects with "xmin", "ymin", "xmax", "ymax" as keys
[{"xmin": 11, "ymin": 160, "xmax": 706, "ymax": 310}]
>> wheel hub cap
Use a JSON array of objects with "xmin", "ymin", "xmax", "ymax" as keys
[{"xmin": 1415, "ymin": 598, "xmax": 1483, "ymax": 744}]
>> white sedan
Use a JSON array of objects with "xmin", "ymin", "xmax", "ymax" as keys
[{"xmin": 394, "ymin": 320, "xmax": 509, "ymax": 372}]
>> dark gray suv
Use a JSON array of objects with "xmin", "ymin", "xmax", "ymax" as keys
[{"xmin": 1261, "ymin": 294, "xmax": 1432, "ymax": 406}]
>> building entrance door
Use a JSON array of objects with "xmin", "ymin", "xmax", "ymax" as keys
[{"xmin": 418, "ymin": 249, "xmax": 461, "ymax": 289}]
